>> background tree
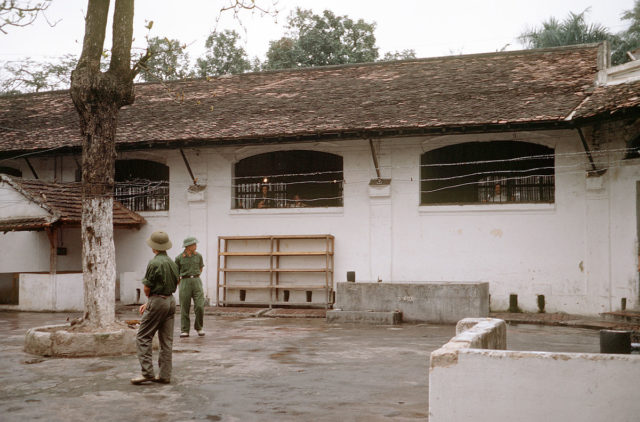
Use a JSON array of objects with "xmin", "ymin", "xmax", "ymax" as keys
[
  {"xmin": 263, "ymin": 8, "xmax": 378, "ymax": 70},
  {"xmin": 518, "ymin": 5, "xmax": 640, "ymax": 65},
  {"xmin": 612, "ymin": 0, "xmax": 640, "ymax": 64},
  {"xmin": 0, "ymin": 53, "xmax": 112, "ymax": 95},
  {"xmin": 140, "ymin": 36, "xmax": 193, "ymax": 82},
  {"xmin": 380, "ymin": 49, "xmax": 417, "ymax": 61},
  {"xmin": 0, "ymin": 0, "xmax": 51, "ymax": 34},
  {"xmin": 1, "ymin": 58, "xmax": 52, "ymax": 93},
  {"xmin": 519, "ymin": 9, "xmax": 612, "ymax": 49},
  {"xmin": 196, "ymin": 29, "xmax": 251, "ymax": 77}
]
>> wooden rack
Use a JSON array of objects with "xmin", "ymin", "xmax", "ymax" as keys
[{"xmin": 216, "ymin": 235, "xmax": 334, "ymax": 309}]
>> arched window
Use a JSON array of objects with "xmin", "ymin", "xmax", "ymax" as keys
[
  {"xmin": 0, "ymin": 167, "xmax": 21, "ymax": 177},
  {"xmin": 115, "ymin": 159, "xmax": 169, "ymax": 211},
  {"xmin": 421, "ymin": 141, "xmax": 554, "ymax": 205},
  {"xmin": 625, "ymin": 133, "xmax": 640, "ymax": 159},
  {"xmin": 233, "ymin": 150, "xmax": 343, "ymax": 209}
]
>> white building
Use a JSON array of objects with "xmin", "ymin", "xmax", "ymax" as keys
[{"xmin": 1, "ymin": 42, "xmax": 639, "ymax": 315}]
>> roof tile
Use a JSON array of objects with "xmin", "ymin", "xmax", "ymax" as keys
[
  {"xmin": 0, "ymin": 176, "xmax": 145, "ymax": 230},
  {"xmin": 0, "ymin": 44, "xmax": 634, "ymax": 154}
]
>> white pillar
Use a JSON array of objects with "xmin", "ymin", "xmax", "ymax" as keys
[
  {"xmin": 369, "ymin": 179, "xmax": 392, "ymax": 282},
  {"xmin": 187, "ymin": 186, "xmax": 209, "ymax": 302},
  {"xmin": 585, "ymin": 174, "xmax": 612, "ymax": 313}
]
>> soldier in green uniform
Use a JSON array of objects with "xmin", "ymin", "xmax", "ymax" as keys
[
  {"xmin": 131, "ymin": 231, "xmax": 179, "ymax": 385},
  {"xmin": 175, "ymin": 236, "xmax": 205, "ymax": 337}
]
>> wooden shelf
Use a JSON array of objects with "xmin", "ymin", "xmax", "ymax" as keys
[
  {"xmin": 220, "ymin": 268, "xmax": 272, "ymax": 272},
  {"xmin": 276, "ymin": 268, "xmax": 333, "ymax": 272},
  {"xmin": 220, "ymin": 251, "xmax": 333, "ymax": 257},
  {"xmin": 220, "ymin": 252, "xmax": 272, "ymax": 256},
  {"xmin": 273, "ymin": 251, "xmax": 333, "ymax": 256},
  {"xmin": 220, "ymin": 234, "xmax": 333, "ymax": 240},
  {"xmin": 221, "ymin": 300, "xmax": 328, "ymax": 307},
  {"xmin": 217, "ymin": 235, "xmax": 334, "ymax": 309},
  {"xmin": 220, "ymin": 284, "xmax": 273, "ymax": 290},
  {"xmin": 220, "ymin": 268, "xmax": 333, "ymax": 273},
  {"xmin": 273, "ymin": 285, "xmax": 327, "ymax": 290},
  {"xmin": 221, "ymin": 284, "xmax": 328, "ymax": 290}
]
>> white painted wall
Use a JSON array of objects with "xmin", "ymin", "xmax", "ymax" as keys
[
  {"xmin": 7, "ymin": 272, "xmax": 84, "ymax": 311},
  {"xmin": 429, "ymin": 318, "xmax": 640, "ymax": 422},
  {"xmin": 2, "ymin": 126, "xmax": 639, "ymax": 315}
]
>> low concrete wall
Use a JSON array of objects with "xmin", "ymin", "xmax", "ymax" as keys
[
  {"xmin": 429, "ymin": 318, "xmax": 640, "ymax": 422},
  {"xmin": 24, "ymin": 323, "xmax": 138, "ymax": 357},
  {"xmin": 335, "ymin": 282, "xmax": 489, "ymax": 323},
  {"xmin": 0, "ymin": 273, "xmax": 84, "ymax": 312}
]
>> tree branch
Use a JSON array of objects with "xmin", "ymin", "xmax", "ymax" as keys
[
  {"xmin": 0, "ymin": 0, "xmax": 52, "ymax": 34},
  {"xmin": 131, "ymin": 47, "xmax": 152, "ymax": 78},
  {"xmin": 109, "ymin": 0, "xmax": 134, "ymax": 76},
  {"xmin": 76, "ymin": 0, "xmax": 110, "ymax": 71},
  {"xmin": 219, "ymin": 0, "xmax": 275, "ymax": 15}
]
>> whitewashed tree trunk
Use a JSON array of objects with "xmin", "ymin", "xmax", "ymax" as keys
[{"xmin": 81, "ymin": 196, "xmax": 116, "ymax": 326}]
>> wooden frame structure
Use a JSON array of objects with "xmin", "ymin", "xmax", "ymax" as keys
[{"xmin": 216, "ymin": 235, "xmax": 334, "ymax": 309}]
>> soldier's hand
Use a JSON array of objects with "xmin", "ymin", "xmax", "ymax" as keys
[{"xmin": 139, "ymin": 303, "xmax": 147, "ymax": 315}]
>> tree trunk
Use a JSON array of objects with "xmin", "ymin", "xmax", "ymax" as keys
[
  {"xmin": 70, "ymin": 0, "xmax": 136, "ymax": 328},
  {"xmin": 78, "ymin": 101, "xmax": 119, "ymax": 328}
]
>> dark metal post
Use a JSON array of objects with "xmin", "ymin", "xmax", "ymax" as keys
[{"xmin": 600, "ymin": 330, "xmax": 631, "ymax": 354}]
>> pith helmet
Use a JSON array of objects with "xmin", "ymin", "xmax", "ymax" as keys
[
  {"xmin": 183, "ymin": 236, "xmax": 198, "ymax": 248},
  {"xmin": 146, "ymin": 231, "xmax": 172, "ymax": 250}
]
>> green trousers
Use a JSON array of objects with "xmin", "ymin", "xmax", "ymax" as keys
[
  {"xmin": 179, "ymin": 277, "xmax": 205, "ymax": 333},
  {"xmin": 136, "ymin": 295, "xmax": 175, "ymax": 380}
]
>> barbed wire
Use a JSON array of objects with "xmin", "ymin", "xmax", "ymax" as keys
[
  {"xmin": 1, "ymin": 155, "xmax": 631, "ymax": 194},
  {"xmin": 1, "ymin": 145, "xmax": 637, "ymax": 209}
]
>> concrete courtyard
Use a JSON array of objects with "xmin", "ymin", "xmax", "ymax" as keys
[{"xmin": 0, "ymin": 310, "xmax": 599, "ymax": 422}]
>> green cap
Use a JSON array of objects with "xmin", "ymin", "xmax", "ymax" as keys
[{"xmin": 182, "ymin": 236, "xmax": 198, "ymax": 248}]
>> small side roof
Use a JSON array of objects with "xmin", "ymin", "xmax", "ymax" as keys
[{"xmin": 0, "ymin": 175, "xmax": 145, "ymax": 232}]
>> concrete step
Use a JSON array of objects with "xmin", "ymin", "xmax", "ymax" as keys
[
  {"xmin": 326, "ymin": 310, "xmax": 402, "ymax": 325},
  {"xmin": 600, "ymin": 311, "xmax": 640, "ymax": 324}
]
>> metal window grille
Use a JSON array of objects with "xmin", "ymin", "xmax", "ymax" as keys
[
  {"xmin": 421, "ymin": 141, "xmax": 555, "ymax": 205},
  {"xmin": 233, "ymin": 151, "xmax": 344, "ymax": 209},
  {"xmin": 235, "ymin": 182, "xmax": 288, "ymax": 209},
  {"xmin": 478, "ymin": 175, "xmax": 554, "ymax": 203},
  {"xmin": 115, "ymin": 180, "xmax": 169, "ymax": 212}
]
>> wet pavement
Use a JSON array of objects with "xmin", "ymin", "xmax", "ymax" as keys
[{"xmin": 0, "ymin": 310, "xmax": 601, "ymax": 422}]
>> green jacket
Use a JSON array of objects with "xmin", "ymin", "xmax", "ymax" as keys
[
  {"xmin": 142, "ymin": 251, "xmax": 179, "ymax": 295},
  {"xmin": 175, "ymin": 251, "xmax": 204, "ymax": 278}
]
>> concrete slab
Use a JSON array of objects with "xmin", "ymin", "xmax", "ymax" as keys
[
  {"xmin": 335, "ymin": 282, "xmax": 489, "ymax": 323},
  {"xmin": 326, "ymin": 310, "xmax": 402, "ymax": 325},
  {"xmin": 0, "ymin": 311, "xmax": 601, "ymax": 421}
]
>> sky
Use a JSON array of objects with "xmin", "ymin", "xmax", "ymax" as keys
[{"xmin": 0, "ymin": 0, "xmax": 636, "ymax": 65}]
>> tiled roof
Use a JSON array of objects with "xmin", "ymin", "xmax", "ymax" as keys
[
  {"xmin": 0, "ymin": 175, "xmax": 145, "ymax": 231},
  {"xmin": 0, "ymin": 43, "xmax": 635, "ymax": 155},
  {"xmin": 0, "ymin": 217, "xmax": 52, "ymax": 232},
  {"xmin": 572, "ymin": 79, "xmax": 640, "ymax": 120}
]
